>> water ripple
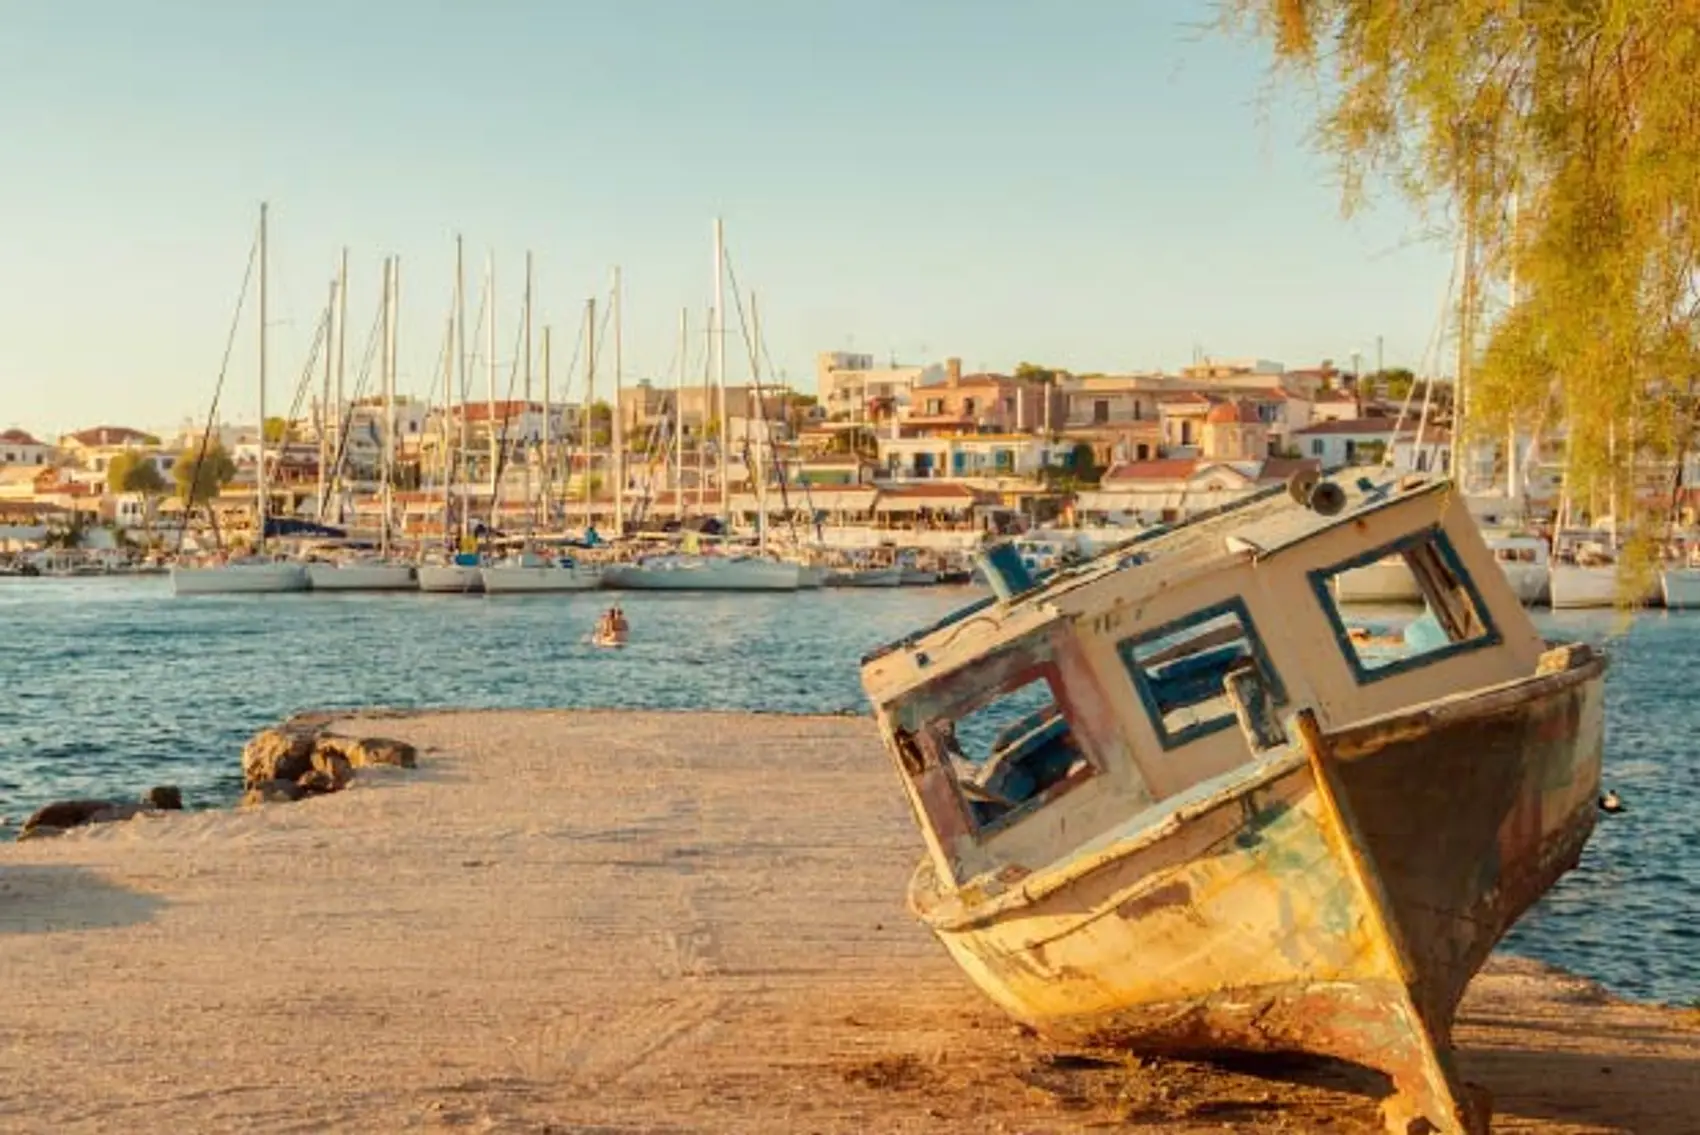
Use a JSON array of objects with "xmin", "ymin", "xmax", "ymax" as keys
[{"xmin": 0, "ymin": 578, "xmax": 1693, "ymax": 1005}]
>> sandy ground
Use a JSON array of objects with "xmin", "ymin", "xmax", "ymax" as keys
[{"xmin": 0, "ymin": 710, "xmax": 1695, "ymax": 1134}]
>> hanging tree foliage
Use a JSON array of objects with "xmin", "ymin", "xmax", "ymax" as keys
[{"xmin": 1228, "ymin": 1, "xmax": 1700, "ymax": 521}]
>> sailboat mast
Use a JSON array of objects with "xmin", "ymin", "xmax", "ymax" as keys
[
  {"xmin": 381, "ymin": 256, "xmax": 397, "ymax": 558},
  {"xmin": 585, "ymin": 296, "xmax": 597, "ymax": 522},
  {"xmin": 441, "ymin": 308, "xmax": 453, "ymax": 547},
  {"xmin": 613, "ymin": 265, "xmax": 625, "ymax": 537},
  {"xmin": 713, "ymin": 218, "xmax": 727, "ymax": 534},
  {"xmin": 1452, "ymin": 208, "xmax": 1476, "ymax": 488},
  {"xmin": 454, "ymin": 236, "xmax": 468, "ymax": 541},
  {"xmin": 752, "ymin": 290, "xmax": 767, "ymax": 553},
  {"xmin": 256, "ymin": 201, "xmax": 269, "ymax": 554},
  {"xmin": 676, "ymin": 308, "xmax": 686, "ymax": 519},
  {"xmin": 318, "ymin": 276, "xmax": 335, "ymax": 521},
  {"xmin": 698, "ymin": 307, "xmax": 710, "ymax": 515},
  {"xmin": 542, "ymin": 325, "xmax": 552, "ymax": 528},
  {"xmin": 334, "ymin": 247, "xmax": 348, "ymax": 523},
  {"xmin": 485, "ymin": 254, "xmax": 498, "ymax": 532},
  {"xmin": 523, "ymin": 250, "xmax": 534, "ymax": 534}
]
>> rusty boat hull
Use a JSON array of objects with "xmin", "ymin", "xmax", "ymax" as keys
[{"xmin": 909, "ymin": 644, "xmax": 1605, "ymax": 1132}]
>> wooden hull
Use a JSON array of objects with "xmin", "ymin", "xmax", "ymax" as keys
[{"xmin": 912, "ymin": 646, "xmax": 1604, "ymax": 1132}]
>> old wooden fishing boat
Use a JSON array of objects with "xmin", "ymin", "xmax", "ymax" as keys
[{"xmin": 860, "ymin": 470, "xmax": 1606, "ymax": 1134}]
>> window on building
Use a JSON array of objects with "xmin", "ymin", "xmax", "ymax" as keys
[
  {"xmin": 1117, "ymin": 599, "xmax": 1285, "ymax": 750},
  {"xmin": 1311, "ymin": 439, "xmax": 1325, "ymax": 457},
  {"xmin": 1344, "ymin": 440, "xmax": 1358, "ymax": 461},
  {"xmin": 926, "ymin": 398, "xmax": 943, "ymax": 415},
  {"xmin": 963, "ymin": 398, "xmax": 977, "ymax": 416},
  {"xmin": 1093, "ymin": 399, "xmax": 1110, "ymax": 424}
]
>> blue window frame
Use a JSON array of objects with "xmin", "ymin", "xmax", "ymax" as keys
[
  {"xmin": 1117, "ymin": 597, "xmax": 1286, "ymax": 750},
  {"xmin": 1308, "ymin": 527, "xmax": 1502, "ymax": 684}
]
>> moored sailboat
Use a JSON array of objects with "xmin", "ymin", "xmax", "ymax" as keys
[{"xmin": 173, "ymin": 203, "xmax": 309, "ymax": 597}]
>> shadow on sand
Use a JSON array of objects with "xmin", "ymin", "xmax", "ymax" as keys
[{"xmin": 0, "ymin": 864, "xmax": 165, "ymax": 934}]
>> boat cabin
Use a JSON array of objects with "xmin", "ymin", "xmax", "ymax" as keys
[{"xmin": 860, "ymin": 472, "xmax": 1548, "ymax": 892}]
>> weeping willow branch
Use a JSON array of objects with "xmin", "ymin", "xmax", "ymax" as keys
[{"xmin": 1226, "ymin": 0, "xmax": 1700, "ymax": 528}]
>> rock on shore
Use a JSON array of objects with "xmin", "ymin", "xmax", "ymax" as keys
[
  {"xmin": 18, "ymin": 786, "xmax": 183, "ymax": 841},
  {"xmin": 240, "ymin": 720, "xmax": 417, "ymax": 807}
]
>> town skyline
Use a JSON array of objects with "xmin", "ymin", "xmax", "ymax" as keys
[{"xmin": 3, "ymin": 2, "xmax": 1454, "ymax": 437}]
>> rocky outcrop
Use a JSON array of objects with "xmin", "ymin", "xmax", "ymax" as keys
[
  {"xmin": 18, "ymin": 786, "xmax": 183, "ymax": 841},
  {"xmin": 239, "ymin": 721, "xmax": 418, "ymax": 808}
]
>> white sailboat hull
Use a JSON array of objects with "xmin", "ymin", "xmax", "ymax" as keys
[
  {"xmin": 417, "ymin": 564, "xmax": 485, "ymax": 593},
  {"xmin": 604, "ymin": 558, "xmax": 800, "ymax": 591},
  {"xmin": 1498, "ymin": 562, "xmax": 1550, "ymax": 606},
  {"xmin": 1547, "ymin": 565, "xmax": 1619, "ymax": 609},
  {"xmin": 826, "ymin": 566, "xmax": 906, "ymax": 588},
  {"xmin": 900, "ymin": 568, "xmax": 940, "ymax": 586},
  {"xmin": 306, "ymin": 562, "xmax": 417, "ymax": 591},
  {"xmin": 480, "ymin": 564, "xmax": 603, "ymax": 593},
  {"xmin": 796, "ymin": 565, "xmax": 826, "ymax": 589},
  {"xmin": 1661, "ymin": 568, "xmax": 1700, "ymax": 609},
  {"xmin": 1333, "ymin": 557, "xmax": 1423, "ymax": 604},
  {"xmin": 171, "ymin": 562, "xmax": 309, "ymax": 595}
]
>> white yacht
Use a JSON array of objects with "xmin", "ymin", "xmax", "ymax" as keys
[
  {"xmin": 172, "ymin": 558, "xmax": 309, "ymax": 595},
  {"xmin": 480, "ymin": 547, "xmax": 602, "ymax": 593},
  {"xmin": 604, "ymin": 555, "xmax": 800, "ymax": 591},
  {"xmin": 418, "ymin": 552, "xmax": 486, "ymax": 594},
  {"xmin": 1332, "ymin": 554, "xmax": 1425, "ymax": 604},
  {"xmin": 304, "ymin": 554, "xmax": 416, "ymax": 591},
  {"xmin": 1484, "ymin": 533, "xmax": 1550, "ymax": 606}
]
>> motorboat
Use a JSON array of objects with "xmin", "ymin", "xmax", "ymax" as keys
[{"xmin": 860, "ymin": 469, "xmax": 1605, "ymax": 1133}]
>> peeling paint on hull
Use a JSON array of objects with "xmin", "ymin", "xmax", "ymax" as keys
[{"xmin": 911, "ymin": 651, "xmax": 1605, "ymax": 1134}]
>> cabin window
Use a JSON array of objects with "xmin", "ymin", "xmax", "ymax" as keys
[
  {"xmin": 1116, "ymin": 598, "xmax": 1285, "ymax": 750},
  {"xmin": 909, "ymin": 662, "xmax": 1097, "ymax": 835},
  {"xmin": 1310, "ymin": 530, "xmax": 1501, "ymax": 682}
]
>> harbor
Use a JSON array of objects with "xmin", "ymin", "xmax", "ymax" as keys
[{"xmin": 10, "ymin": 1, "xmax": 1700, "ymax": 1130}]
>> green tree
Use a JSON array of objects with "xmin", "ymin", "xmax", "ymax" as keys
[
  {"xmin": 1229, "ymin": 1, "xmax": 1700, "ymax": 513},
  {"xmin": 106, "ymin": 452, "xmax": 168, "ymax": 496},
  {"xmin": 262, "ymin": 417, "xmax": 292, "ymax": 443},
  {"xmin": 174, "ymin": 445, "xmax": 237, "ymax": 505}
]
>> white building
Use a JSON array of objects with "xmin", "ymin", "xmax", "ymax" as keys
[
  {"xmin": 816, "ymin": 351, "xmax": 945, "ymax": 420},
  {"xmin": 0, "ymin": 429, "xmax": 53, "ymax": 467}
]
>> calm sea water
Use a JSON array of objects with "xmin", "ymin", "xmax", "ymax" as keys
[{"xmin": 0, "ymin": 578, "xmax": 1692, "ymax": 1005}]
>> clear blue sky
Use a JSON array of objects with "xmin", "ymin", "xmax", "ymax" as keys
[{"xmin": 1, "ymin": 0, "xmax": 1453, "ymax": 440}]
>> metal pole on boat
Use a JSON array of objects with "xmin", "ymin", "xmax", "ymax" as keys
[
  {"xmin": 523, "ymin": 250, "xmax": 534, "ymax": 536},
  {"xmin": 486, "ymin": 253, "xmax": 498, "ymax": 534},
  {"xmin": 752, "ymin": 290, "xmax": 767, "ymax": 554},
  {"xmin": 699, "ymin": 307, "xmax": 710, "ymax": 516},
  {"xmin": 613, "ymin": 265, "xmax": 625, "ymax": 538},
  {"xmin": 713, "ymin": 217, "xmax": 728, "ymax": 535},
  {"xmin": 585, "ymin": 296, "xmax": 597, "ymax": 525},
  {"xmin": 442, "ymin": 309, "xmax": 453, "ymax": 549},
  {"xmin": 335, "ymin": 247, "xmax": 348, "ymax": 524},
  {"xmin": 542, "ymin": 324, "xmax": 552, "ymax": 530},
  {"xmin": 676, "ymin": 307, "xmax": 686, "ymax": 521},
  {"xmin": 455, "ymin": 236, "xmax": 467, "ymax": 543},
  {"xmin": 381, "ymin": 256, "xmax": 396, "ymax": 559},
  {"xmin": 319, "ymin": 275, "xmax": 334, "ymax": 523},
  {"xmin": 257, "ymin": 201, "xmax": 268, "ymax": 555}
]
